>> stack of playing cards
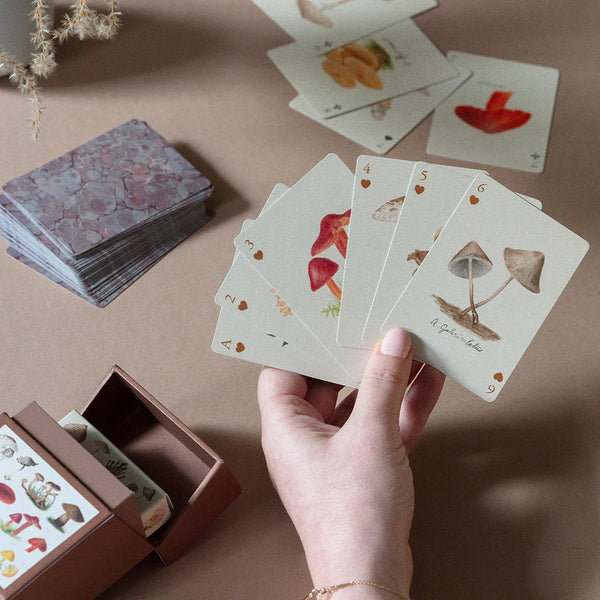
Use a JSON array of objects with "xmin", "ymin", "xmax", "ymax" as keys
[
  {"xmin": 212, "ymin": 154, "xmax": 588, "ymax": 401},
  {"xmin": 0, "ymin": 119, "xmax": 213, "ymax": 307},
  {"xmin": 253, "ymin": 1, "xmax": 559, "ymax": 172}
]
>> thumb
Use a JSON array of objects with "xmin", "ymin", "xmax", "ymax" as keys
[{"xmin": 347, "ymin": 328, "xmax": 413, "ymax": 432}]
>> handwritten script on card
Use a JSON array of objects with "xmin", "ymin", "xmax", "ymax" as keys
[{"xmin": 430, "ymin": 317, "xmax": 484, "ymax": 353}]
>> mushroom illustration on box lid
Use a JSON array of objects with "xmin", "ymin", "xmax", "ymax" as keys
[
  {"xmin": 4, "ymin": 456, "xmax": 38, "ymax": 480},
  {"xmin": 0, "ymin": 483, "xmax": 15, "ymax": 505},
  {"xmin": 0, "ymin": 550, "xmax": 14, "ymax": 565},
  {"xmin": 50, "ymin": 503, "xmax": 85, "ymax": 531},
  {"xmin": 449, "ymin": 241, "xmax": 493, "ymax": 324},
  {"xmin": 311, "ymin": 209, "xmax": 351, "ymax": 258},
  {"xmin": 0, "ymin": 435, "xmax": 17, "ymax": 461},
  {"xmin": 11, "ymin": 514, "xmax": 40, "ymax": 537},
  {"xmin": 26, "ymin": 537, "xmax": 47, "ymax": 553},
  {"xmin": 309, "ymin": 257, "xmax": 341, "ymax": 300},
  {"xmin": 3, "ymin": 513, "xmax": 22, "ymax": 531}
]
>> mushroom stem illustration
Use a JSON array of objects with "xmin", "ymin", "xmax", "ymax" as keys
[
  {"xmin": 309, "ymin": 257, "xmax": 342, "ymax": 300},
  {"xmin": 4, "ymin": 457, "xmax": 37, "ymax": 480},
  {"xmin": 11, "ymin": 514, "xmax": 40, "ymax": 537},
  {"xmin": 51, "ymin": 503, "xmax": 84, "ymax": 529},
  {"xmin": 458, "ymin": 248, "xmax": 545, "ymax": 318},
  {"xmin": 2, "ymin": 514, "xmax": 22, "ymax": 531},
  {"xmin": 448, "ymin": 241, "xmax": 493, "ymax": 324},
  {"xmin": 25, "ymin": 538, "xmax": 46, "ymax": 553}
]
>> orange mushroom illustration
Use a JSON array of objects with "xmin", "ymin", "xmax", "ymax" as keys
[
  {"xmin": 0, "ymin": 550, "xmax": 14, "ymax": 566},
  {"xmin": 455, "ymin": 91, "xmax": 531, "ymax": 134},
  {"xmin": 25, "ymin": 537, "xmax": 47, "ymax": 553},
  {"xmin": 433, "ymin": 244, "xmax": 545, "ymax": 342},
  {"xmin": 311, "ymin": 209, "xmax": 351, "ymax": 258}
]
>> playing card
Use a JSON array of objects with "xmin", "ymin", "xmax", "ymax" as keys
[
  {"xmin": 216, "ymin": 184, "xmax": 356, "ymax": 379},
  {"xmin": 382, "ymin": 174, "xmax": 588, "ymax": 401},
  {"xmin": 268, "ymin": 20, "xmax": 460, "ymax": 118},
  {"xmin": 290, "ymin": 66, "xmax": 472, "ymax": 154},
  {"xmin": 427, "ymin": 52, "xmax": 559, "ymax": 173},
  {"xmin": 251, "ymin": 0, "xmax": 437, "ymax": 55},
  {"xmin": 212, "ymin": 309, "xmax": 359, "ymax": 387},
  {"xmin": 361, "ymin": 162, "xmax": 487, "ymax": 347},
  {"xmin": 233, "ymin": 154, "xmax": 371, "ymax": 380},
  {"xmin": 336, "ymin": 156, "xmax": 417, "ymax": 348}
]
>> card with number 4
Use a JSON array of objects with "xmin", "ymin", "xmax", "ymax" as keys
[{"xmin": 382, "ymin": 174, "xmax": 588, "ymax": 401}]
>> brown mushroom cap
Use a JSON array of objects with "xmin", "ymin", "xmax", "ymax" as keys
[
  {"xmin": 504, "ymin": 248, "xmax": 545, "ymax": 293},
  {"xmin": 308, "ymin": 257, "xmax": 339, "ymax": 291},
  {"xmin": 62, "ymin": 503, "xmax": 84, "ymax": 523},
  {"xmin": 448, "ymin": 241, "xmax": 493, "ymax": 279},
  {"xmin": 0, "ymin": 483, "xmax": 15, "ymax": 504},
  {"xmin": 63, "ymin": 423, "xmax": 88, "ymax": 443}
]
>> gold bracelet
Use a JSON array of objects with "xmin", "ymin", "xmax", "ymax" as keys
[{"xmin": 302, "ymin": 581, "xmax": 410, "ymax": 600}]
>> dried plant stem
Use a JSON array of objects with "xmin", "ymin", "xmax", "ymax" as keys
[
  {"xmin": 0, "ymin": 51, "xmax": 43, "ymax": 139},
  {"xmin": 0, "ymin": 0, "xmax": 122, "ymax": 139}
]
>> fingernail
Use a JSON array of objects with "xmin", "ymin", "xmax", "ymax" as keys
[{"xmin": 379, "ymin": 328, "xmax": 411, "ymax": 359}]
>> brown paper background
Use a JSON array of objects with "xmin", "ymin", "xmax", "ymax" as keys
[{"xmin": 0, "ymin": 1, "xmax": 598, "ymax": 599}]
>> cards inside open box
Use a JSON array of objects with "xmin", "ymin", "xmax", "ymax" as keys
[{"xmin": 0, "ymin": 367, "xmax": 241, "ymax": 600}]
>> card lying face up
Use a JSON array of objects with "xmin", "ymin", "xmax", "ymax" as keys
[
  {"xmin": 251, "ymin": 0, "xmax": 437, "ymax": 55},
  {"xmin": 382, "ymin": 174, "xmax": 588, "ymax": 401},
  {"xmin": 268, "ymin": 20, "xmax": 459, "ymax": 118},
  {"xmin": 427, "ymin": 52, "xmax": 559, "ymax": 173}
]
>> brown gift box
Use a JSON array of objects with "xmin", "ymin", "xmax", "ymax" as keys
[{"xmin": 1, "ymin": 365, "xmax": 242, "ymax": 599}]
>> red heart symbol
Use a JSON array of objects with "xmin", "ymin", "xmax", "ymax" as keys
[
  {"xmin": 253, "ymin": 250, "xmax": 263, "ymax": 260},
  {"xmin": 493, "ymin": 372, "xmax": 503, "ymax": 382},
  {"xmin": 455, "ymin": 91, "xmax": 531, "ymax": 134},
  {"xmin": 236, "ymin": 342, "xmax": 245, "ymax": 353},
  {"xmin": 361, "ymin": 179, "xmax": 371, "ymax": 189},
  {"xmin": 414, "ymin": 185, "xmax": 425, "ymax": 194},
  {"xmin": 238, "ymin": 301, "xmax": 248, "ymax": 311},
  {"xmin": 470, "ymin": 195, "xmax": 479, "ymax": 205}
]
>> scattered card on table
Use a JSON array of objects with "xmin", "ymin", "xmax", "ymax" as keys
[
  {"xmin": 251, "ymin": 0, "xmax": 437, "ymax": 55},
  {"xmin": 268, "ymin": 20, "xmax": 459, "ymax": 118},
  {"xmin": 382, "ymin": 174, "xmax": 588, "ymax": 401},
  {"xmin": 427, "ymin": 52, "xmax": 559, "ymax": 173},
  {"xmin": 290, "ymin": 66, "xmax": 472, "ymax": 154}
]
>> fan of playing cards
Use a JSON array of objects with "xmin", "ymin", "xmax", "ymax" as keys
[{"xmin": 212, "ymin": 154, "xmax": 588, "ymax": 401}]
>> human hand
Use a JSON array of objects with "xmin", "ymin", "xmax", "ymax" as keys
[{"xmin": 257, "ymin": 328, "xmax": 445, "ymax": 599}]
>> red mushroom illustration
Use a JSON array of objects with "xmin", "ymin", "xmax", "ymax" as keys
[
  {"xmin": 309, "ymin": 257, "xmax": 341, "ymax": 300},
  {"xmin": 311, "ymin": 209, "xmax": 351, "ymax": 258},
  {"xmin": 11, "ymin": 514, "xmax": 40, "ymax": 537},
  {"xmin": 455, "ymin": 91, "xmax": 531, "ymax": 134},
  {"xmin": 0, "ymin": 484, "xmax": 15, "ymax": 505},
  {"xmin": 2, "ymin": 513, "xmax": 22, "ymax": 532},
  {"xmin": 25, "ymin": 538, "xmax": 47, "ymax": 553}
]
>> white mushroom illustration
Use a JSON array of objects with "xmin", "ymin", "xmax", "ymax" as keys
[
  {"xmin": 297, "ymin": 0, "xmax": 353, "ymax": 28},
  {"xmin": 0, "ymin": 436, "xmax": 17, "ymax": 462},
  {"xmin": 4, "ymin": 457, "xmax": 38, "ymax": 480}
]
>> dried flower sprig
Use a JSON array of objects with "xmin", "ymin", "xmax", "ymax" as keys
[
  {"xmin": 0, "ymin": 50, "xmax": 44, "ymax": 139},
  {"xmin": 54, "ymin": 0, "xmax": 121, "ymax": 43},
  {"xmin": 0, "ymin": 0, "xmax": 121, "ymax": 139}
]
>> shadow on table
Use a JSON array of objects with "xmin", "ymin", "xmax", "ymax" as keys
[
  {"xmin": 174, "ymin": 142, "xmax": 249, "ymax": 223},
  {"xmin": 410, "ymin": 404, "xmax": 599, "ymax": 600}
]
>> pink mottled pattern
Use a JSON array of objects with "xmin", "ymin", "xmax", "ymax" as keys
[{"xmin": 2, "ymin": 119, "xmax": 212, "ymax": 257}]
